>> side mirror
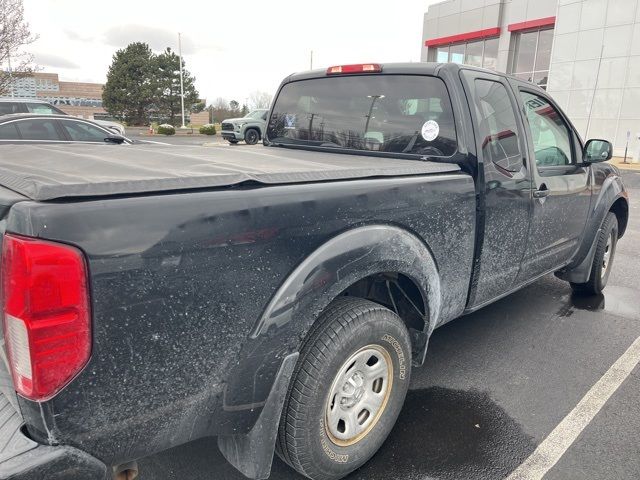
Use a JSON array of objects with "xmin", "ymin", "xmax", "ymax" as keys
[
  {"xmin": 104, "ymin": 134, "xmax": 126, "ymax": 145},
  {"xmin": 583, "ymin": 139, "xmax": 612, "ymax": 163}
]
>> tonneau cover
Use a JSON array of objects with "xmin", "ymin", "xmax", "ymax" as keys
[{"xmin": 0, "ymin": 144, "xmax": 460, "ymax": 201}]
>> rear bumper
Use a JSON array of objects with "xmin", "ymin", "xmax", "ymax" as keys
[{"xmin": 0, "ymin": 393, "xmax": 108, "ymax": 480}]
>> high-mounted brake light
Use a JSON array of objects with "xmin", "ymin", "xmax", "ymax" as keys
[
  {"xmin": 326, "ymin": 63, "xmax": 382, "ymax": 75},
  {"xmin": 1, "ymin": 234, "xmax": 91, "ymax": 401}
]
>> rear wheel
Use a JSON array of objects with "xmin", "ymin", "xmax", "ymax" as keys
[
  {"xmin": 277, "ymin": 297, "xmax": 411, "ymax": 480},
  {"xmin": 244, "ymin": 128, "xmax": 259, "ymax": 145},
  {"xmin": 571, "ymin": 212, "xmax": 618, "ymax": 295}
]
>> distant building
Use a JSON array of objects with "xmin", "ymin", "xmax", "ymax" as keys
[
  {"xmin": 421, "ymin": 0, "xmax": 640, "ymax": 155},
  {"xmin": 5, "ymin": 72, "xmax": 109, "ymax": 120},
  {"xmin": 3, "ymin": 71, "xmax": 211, "ymax": 125}
]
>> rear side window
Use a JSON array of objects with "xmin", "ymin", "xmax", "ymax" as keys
[
  {"xmin": 473, "ymin": 80, "xmax": 522, "ymax": 172},
  {"xmin": 0, "ymin": 103, "xmax": 22, "ymax": 115},
  {"xmin": 15, "ymin": 119, "xmax": 61, "ymax": 141},
  {"xmin": 268, "ymin": 75, "xmax": 457, "ymax": 157},
  {"xmin": 25, "ymin": 103, "xmax": 64, "ymax": 115},
  {"xmin": 0, "ymin": 123, "xmax": 20, "ymax": 139}
]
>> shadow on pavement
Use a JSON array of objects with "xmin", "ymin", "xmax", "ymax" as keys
[{"xmin": 139, "ymin": 387, "xmax": 535, "ymax": 480}]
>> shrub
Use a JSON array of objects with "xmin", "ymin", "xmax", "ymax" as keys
[
  {"xmin": 199, "ymin": 124, "xmax": 216, "ymax": 135},
  {"xmin": 157, "ymin": 124, "xmax": 175, "ymax": 135}
]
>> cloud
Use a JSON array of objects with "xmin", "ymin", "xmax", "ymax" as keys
[
  {"xmin": 103, "ymin": 24, "xmax": 197, "ymax": 54},
  {"xmin": 34, "ymin": 52, "xmax": 79, "ymax": 69},
  {"xmin": 64, "ymin": 29, "xmax": 95, "ymax": 42}
]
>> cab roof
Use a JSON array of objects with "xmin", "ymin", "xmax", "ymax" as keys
[{"xmin": 282, "ymin": 62, "xmax": 535, "ymax": 88}]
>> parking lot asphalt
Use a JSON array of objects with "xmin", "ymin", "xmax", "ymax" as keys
[
  {"xmin": 128, "ymin": 131, "xmax": 225, "ymax": 146},
  {"xmin": 138, "ymin": 170, "xmax": 640, "ymax": 480}
]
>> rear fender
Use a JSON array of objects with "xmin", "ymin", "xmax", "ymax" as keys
[
  {"xmin": 221, "ymin": 225, "xmax": 441, "ymax": 414},
  {"xmin": 252, "ymin": 224, "xmax": 441, "ymax": 341},
  {"xmin": 217, "ymin": 225, "xmax": 441, "ymax": 478}
]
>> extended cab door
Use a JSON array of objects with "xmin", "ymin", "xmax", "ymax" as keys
[
  {"xmin": 461, "ymin": 70, "xmax": 533, "ymax": 306},
  {"xmin": 511, "ymin": 81, "xmax": 591, "ymax": 281}
]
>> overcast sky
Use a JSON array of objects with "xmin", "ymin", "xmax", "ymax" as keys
[{"xmin": 22, "ymin": 0, "xmax": 437, "ymax": 105}]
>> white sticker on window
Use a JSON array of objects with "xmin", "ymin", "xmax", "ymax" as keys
[
  {"xmin": 421, "ymin": 120, "xmax": 439, "ymax": 142},
  {"xmin": 284, "ymin": 114, "xmax": 296, "ymax": 130}
]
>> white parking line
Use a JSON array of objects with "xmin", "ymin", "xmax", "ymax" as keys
[{"xmin": 507, "ymin": 335, "xmax": 640, "ymax": 480}]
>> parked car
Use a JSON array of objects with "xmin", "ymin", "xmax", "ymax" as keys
[
  {"xmin": 0, "ymin": 98, "xmax": 126, "ymax": 136},
  {"xmin": 0, "ymin": 114, "xmax": 131, "ymax": 144},
  {"xmin": 220, "ymin": 108, "xmax": 268, "ymax": 145},
  {"xmin": 0, "ymin": 63, "xmax": 628, "ymax": 480}
]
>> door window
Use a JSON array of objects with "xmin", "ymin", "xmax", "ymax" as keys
[
  {"xmin": 0, "ymin": 123, "xmax": 20, "ymax": 139},
  {"xmin": 473, "ymin": 79, "xmax": 522, "ymax": 172},
  {"xmin": 61, "ymin": 120, "xmax": 108, "ymax": 142},
  {"xmin": 15, "ymin": 119, "xmax": 61, "ymax": 140},
  {"xmin": 0, "ymin": 103, "xmax": 22, "ymax": 115},
  {"xmin": 520, "ymin": 91, "xmax": 573, "ymax": 167}
]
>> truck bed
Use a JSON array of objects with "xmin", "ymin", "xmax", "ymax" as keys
[{"xmin": 0, "ymin": 144, "xmax": 460, "ymax": 201}]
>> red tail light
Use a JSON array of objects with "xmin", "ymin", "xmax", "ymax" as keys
[
  {"xmin": 326, "ymin": 63, "xmax": 382, "ymax": 75},
  {"xmin": 1, "ymin": 234, "xmax": 91, "ymax": 401}
]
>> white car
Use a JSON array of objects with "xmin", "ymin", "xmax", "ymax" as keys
[{"xmin": 0, "ymin": 98, "xmax": 126, "ymax": 135}]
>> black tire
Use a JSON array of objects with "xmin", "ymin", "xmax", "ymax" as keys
[
  {"xmin": 571, "ymin": 212, "xmax": 618, "ymax": 295},
  {"xmin": 244, "ymin": 128, "xmax": 259, "ymax": 145},
  {"xmin": 276, "ymin": 297, "xmax": 411, "ymax": 480},
  {"xmin": 228, "ymin": 139, "xmax": 239, "ymax": 144}
]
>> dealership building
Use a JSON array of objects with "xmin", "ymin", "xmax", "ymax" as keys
[
  {"xmin": 5, "ymin": 72, "xmax": 110, "ymax": 119},
  {"xmin": 421, "ymin": 0, "xmax": 640, "ymax": 156},
  {"xmin": 2, "ymin": 71, "xmax": 210, "ymax": 125}
]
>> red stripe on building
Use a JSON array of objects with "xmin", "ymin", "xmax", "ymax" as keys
[
  {"xmin": 508, "ymin": 16, "xmax": 556, "ymax": 32},
  {"xmin": 424, "ymin": 27, "xmax": 501, "ymax": 47}
]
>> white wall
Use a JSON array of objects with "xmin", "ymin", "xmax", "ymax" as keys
[
  {"xmin": 546, "ymin": 0, "xmax": 640, "ymax": 155},
  {"xmin": 421, "ymin": 0, "xmax": 557, "ymax": 70}
]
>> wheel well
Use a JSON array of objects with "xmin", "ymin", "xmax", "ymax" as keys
[
  {"xmin": 610, "ymin": 197, "xmax": 629, "ymax": 238},
  {"xmin": 339, "ymin": 272, "xmax": 427, "ymax": 334},
  {"xmin": 245, "ymin": 126, "xmax": 261, "ymax": 138}
]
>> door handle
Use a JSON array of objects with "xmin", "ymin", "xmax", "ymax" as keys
[
  {"xmin": 533, "ymin": 189, "xmax": 549, "ymax": 198},
  {"xmin": 533, "ymin": 184, "xmax": 549, "ymax": 198},
  {"xmin": 533, "ymin": 185, "xmax": 549, "ymax": 198}
]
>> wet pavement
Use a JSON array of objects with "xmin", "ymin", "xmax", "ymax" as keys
[{"xmin": 139, "ymin": 170, "xmax": 640, "ymax": 480}]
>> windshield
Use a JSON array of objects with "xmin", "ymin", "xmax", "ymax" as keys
[
  {"xmin": 245, "ymin": 110, "xmax": 266, "ymax": 119},
  {"xmin": 267, "ymin": 74, "xmax": 457, "ymax": 157}
]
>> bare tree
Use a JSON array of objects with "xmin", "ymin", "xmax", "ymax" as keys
[
  {"xmin": 212, "ymin": 97, "xmax": 228, "ymax": 110},
  {"xmin": 249, "ymin": 90, "xmax": 273, "ymax": 110},
  {"xmin": 0, "ymin": 0, "xmax": 38, "ymax": 95}
]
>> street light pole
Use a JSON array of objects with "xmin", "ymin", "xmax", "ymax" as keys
[
  {"xmin": 7, "ymin": 49, "xmax": 14, "ymax": 98},
  {"xmin": 364, "ymin": 95, "xmax": 383, "ymax": 134},
  {"xmin": 178, "ymin": 32, "xmax": 186, "ymax": 128}
]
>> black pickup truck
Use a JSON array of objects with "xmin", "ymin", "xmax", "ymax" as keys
[{"xmin": 0, "ymin": 63, "xmax": 629, "ymax": 480}]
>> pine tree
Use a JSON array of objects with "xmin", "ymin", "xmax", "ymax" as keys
[
  {"xmin": 102, "ymin": 42, "xmax": 156, "ymax": 125},
  {"xmin": 154, "ymin": 48, "xmax": 199, "ymax": 126}
]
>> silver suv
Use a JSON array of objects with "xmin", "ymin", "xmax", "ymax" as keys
[
  {"xmin": 220, "ymin": 109, "xmax": 268, "ymax": 145},
  {"xmin": 0, "ymin": 98, "xmax": 125, "ymax": 136}
]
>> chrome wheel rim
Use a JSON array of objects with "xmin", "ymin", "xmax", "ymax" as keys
[
  {"xmin": 601, "ymin": 233, "xmax": 614, "ymax": 280},
  {"xmin": 325, "ymin": 345, "xmax": 392, "ymax": 447}
]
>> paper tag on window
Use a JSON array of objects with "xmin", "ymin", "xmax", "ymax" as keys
[{"xmin": 421, "ymin": 120, "xmax": 439, "ymax": 142}]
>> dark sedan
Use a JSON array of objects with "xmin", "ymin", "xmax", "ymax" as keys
[{"xmin": 0, "ymin": 114, "xmax": 132, "ymax": 144}]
